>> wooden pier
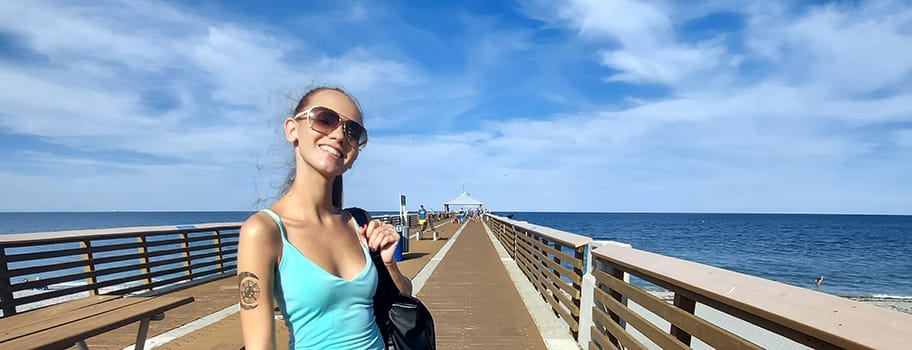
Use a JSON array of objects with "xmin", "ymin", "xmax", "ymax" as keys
[
  {"xmin": 4, "ymin": 214, "xmax": 912, "ymax": 350},
  {"xmin": 59, "ymin": 219, "xmax": 555, "ymax": 350}
]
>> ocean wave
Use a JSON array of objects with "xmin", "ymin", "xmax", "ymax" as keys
[
  {"xmin": 644, "ymin": 289, "xmax": 912, "ymax": 303},
  {"xmin": 865, "ymin": 294, "xmax": 912, "ymax": 300}
]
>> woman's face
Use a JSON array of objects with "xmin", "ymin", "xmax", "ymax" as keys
[{"xmin": 287, "ymin": 89, "xmax": 363, "ymax": 178}]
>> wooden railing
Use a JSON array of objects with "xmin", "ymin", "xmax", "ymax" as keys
[
  {"xmin": 377, "ymin": 213, "xmax": 419, "ymax": 227},
  {"xmin": 0, "ymin": 210, "xmax": 451, "ymax": 318},
  {"xmin": 376, "ymin": 214, "xmax": 412, "ymax": 226},
  {"xmin": 584, "ymin": 243, "xmax": 912, "ymax": 350},
  {"xmin": 0, "ymin": 223, "xmax": 241, "ymax": 317},
  {"xmin": 485, "ymin": 215, "xmax": 912, "ymax": 350},
  {"xmin": 376, "ymin": 212, "xmax": 453, "ymax": 228},
  {"xmin": 487, "ymin": 215, "xmax": 591, "ymax": 336}
]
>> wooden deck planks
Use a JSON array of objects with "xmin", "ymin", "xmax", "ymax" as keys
[
  {"xmin": 54, "ymin": 219, "xmax": 550, "ymax": 350},
  {"xmin": 418, "ymin": 220, "xmax": 548, "ymax": 350}
]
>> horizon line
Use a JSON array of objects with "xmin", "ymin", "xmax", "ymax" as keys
[{"xmin": 1, "ymin": 210, "xmax": 910, "ymax": 216}]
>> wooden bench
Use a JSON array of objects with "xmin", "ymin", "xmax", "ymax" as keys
[{"xmin": 0, "ymin": 294, "xmax": 194, "ymax": 350}]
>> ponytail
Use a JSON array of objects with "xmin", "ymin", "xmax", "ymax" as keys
[{"xmin": 332, "ymin": 175, "xmax": 343, "ymax": 208}]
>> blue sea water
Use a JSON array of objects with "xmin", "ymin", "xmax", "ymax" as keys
[
  {"xmin": 2, "ymin": 211, "xmax": 910, "ymax": 298},
  {"xmin": 508, "ymin": 212, "xmax": 912, "ymax": 299},
  {"xmin": 0, "ymin": 212, "xmax": 254, "ymax": 234},
  {"xmin": 0, "ymin": 211, "xmax": 403, "ymax": 234}
]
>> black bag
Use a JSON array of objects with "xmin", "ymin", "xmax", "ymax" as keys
[{"xmin": 346, "ymin": 208, "xmax": 436, "ymax": 350}]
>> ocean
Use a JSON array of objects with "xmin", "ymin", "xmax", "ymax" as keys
[
  {"xmin": 0, "ymin": 211, "xmax": 255, "ymax": 234},
  {"xmin": 1, "ymin": 211, "xmax": 910, "ymax": 299},
  {"xmin": 508, "ymin": 212, "xmax": 912, "ymax": 299}
]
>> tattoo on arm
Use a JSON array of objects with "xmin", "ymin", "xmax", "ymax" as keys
[{"xmin": 238, "ymin": 271, "xmax": 261, "ymax": 310}]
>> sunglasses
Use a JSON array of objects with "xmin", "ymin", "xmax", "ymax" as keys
[{"xmin": 293, "ymin": 106, "xmax": 368, "ymax": 150}]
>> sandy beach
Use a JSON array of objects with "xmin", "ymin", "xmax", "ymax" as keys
[
  {"xmin": 851, "ymin": 296, "xmax": 912, "ymax": 315},
  {"xmin": 651, "ymin": 291, "xmax": 912, "ymax": 315}
]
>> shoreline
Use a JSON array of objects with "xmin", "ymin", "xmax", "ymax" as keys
[
  {"xmin": 649, "ymin": 291, "xmax": 912, "ymax": 316},
  {"xmin": 850, "ymin": 296, "xmax": 912, "ymax": 315},
  {"xmin": 629, "ymin": 291, "xmax": 912, "ymax": 349}
]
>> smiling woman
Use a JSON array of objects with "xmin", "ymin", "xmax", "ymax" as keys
[
  {"xmin": 236, "ymin": 86, "xmax": 413, "ymax": 350},
  {"xmin": 277, "ymin": 87, "xmax": 367, "ymax": 199}
]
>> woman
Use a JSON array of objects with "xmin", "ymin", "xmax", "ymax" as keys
[{"xmin": 238, "ymin": 87, "xmax": 412, "ymax": 349}]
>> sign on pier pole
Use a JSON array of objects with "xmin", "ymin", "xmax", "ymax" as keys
[
  {"xmin": 397, "ymin": 194, "xmax": 409, "ymax": 256},
  {"xmin": 399, "ymin": 194, "xmax": 407, "ymax": 225}
]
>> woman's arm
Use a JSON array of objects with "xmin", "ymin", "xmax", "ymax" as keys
[
  {"xmin": 361, "ymin": 213, "xmax": 414, "ymax": 295},
  {"xmin": 237, "ymin": 213, "xmax": 282, "ymax": 350},
  {"xmin": 382, "ymin": 258, "xmax": 413, "ymax": 295}
]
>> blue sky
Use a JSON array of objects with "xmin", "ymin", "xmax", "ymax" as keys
[{"xmin": 1, "ymin": 0, "xmax": 910, "ymax": 214}]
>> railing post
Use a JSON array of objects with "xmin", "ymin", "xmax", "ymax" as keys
[
  {"xmin": 671, "ymin": 293, "xmax": 696, "ymax": 345},
  {"xmin": 551, "ymin": 241, "xmax": 562, "ymax": 281},
  {"xmin": 606, "ymin": 264, "xmax": 626, "ymax": 348},
  {"xmin": 80, "ymin": 240, "xmax": 99, "ymax": 296},
  {"xmin": 497, "ymin": 221, "xmax": 513, "ymax": 243},
  {"xmin": 0, "ymin": 246, "xmax": 15, "ymax": 316},
  {"xmin": 213, "ymin": 230, "xmax": 224, "ymax": 273},
  {"xmin": 511, "ymin": 224, "xmax": 517, "ymax": 258},
  {"xmin": 180, "ymin": 232, "xmax": 191, "ymax": 280},
  {"xmin": 579, "ymin": 241, "xmax": 631, "ymax": 348},
  {"xmin": 502, "ymin": 221, "xmax": 508, "ymax": 252},
  {"xmin": 136, "ymin": 236, "xmax": 152, "ymax": 291},
  {"xmin": 503, "ymin": 221, "xmax": 509, "ymax": 254},
  {"xmin": 577, "ymin": 241, "xmax": 597, "ymax": 347},
  {"xmin": 571, "ymin": 245, "xmax": 585, "ymax": 336}
]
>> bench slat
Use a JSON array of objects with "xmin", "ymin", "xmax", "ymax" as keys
[
  {"xmin": 0, "ymin": 296, "xmax": 121, "ymax": 340},
  {"xmin": 0, "ymin": 296, "xmax": 193, "ymax": 349},
  {"xmin": 0, "ymin": 296, "xmax": 149, "ymax": 342}
]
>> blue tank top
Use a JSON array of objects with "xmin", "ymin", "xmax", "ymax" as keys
[{"xmin": 261, "ymin": 209, "xmax": 384, "ymax": 350}]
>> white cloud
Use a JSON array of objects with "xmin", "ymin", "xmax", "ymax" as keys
[
  {"xmin": 522, "ymin": 0, "xmax": 734, "ymax": 87},
  {"xmin": 0, "ymin": 151, "xmax": 258, "ymax": 211},
  {"xmin": 344, "ymin": 0, "xmax": 912, "ymax": 213},
  {"xmin": 0, "ymin": 1, "xmax": 445, "ymax": 210},
  {"xmin": 0, "ymin": 68, "xmax": 143, "ymax": 136},
  {"xmin": 0, "ymin": 1, "xmax": 195, "ymax": 70},
  {"xmin": 0, "ymin": 0, "xmax": 910, "ymax": 214},
  {"xmin": 553, "ymin": 0, "xmax": 673, "ymax": 44},
  {"xmin": 0, "ymin": 0, "xmax": 500, "ymax": 211},
  {"xmin": 744, "ymin": 1, "xmax": 912, "ymax": 95}
]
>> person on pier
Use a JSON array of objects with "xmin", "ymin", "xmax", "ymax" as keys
[
  {"xmin": 417, "ymin": 204, "xmax": 438, "ymax": 240},
  {"xmin": 237, "ymin": 86, "xmax": 412, "ymax": 350}
]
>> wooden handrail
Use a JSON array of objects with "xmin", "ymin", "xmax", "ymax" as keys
[
  {"xmin": 0, "ymin": 211, "xmax": 446, "ymax": 318},
  {"xmin": 0, "ymin": 223, "xmax": 241, "ymax": 317},
  {"xmin": 591, "ymin": 244, "xmax": 912, "ymax": 349},
  {"xmin": 492, "ymin": 215, "xmax": 592, "ymax": 248},
  {"xmin": 487, "ymin": 214, "xmax": 589, "ymax": 336},
  {"xmin": 0, "ymin": 223, "xmax": 242, "ymax": 245},
  {"xmin": 487, "ymin": 214, "xmax": 912, "ymax": 349}
]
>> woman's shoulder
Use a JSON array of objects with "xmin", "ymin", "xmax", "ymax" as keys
[{"xmin": 239, "ymin": 211, "xmax": 282, "ymax": 244}]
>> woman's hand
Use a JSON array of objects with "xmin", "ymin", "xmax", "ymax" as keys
[
  {"xmin": 356, "ymin": 214, "xmax": 413, "ymax": 295},
  {"xmin": 362, "ymin": 219, "xmax": 400, "ymax": 264}
]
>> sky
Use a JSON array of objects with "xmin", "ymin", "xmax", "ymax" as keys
[{"xmin": 0, "ymin": 0, "xmax": 910, "ymax": 214}]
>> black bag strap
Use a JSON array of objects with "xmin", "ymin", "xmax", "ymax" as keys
[
  {"xmin": 346, "ymin": 207, "xmax": 400, "ymax": 346},
  {"xmin": 345, "ymin": 207, "xmax": 401, "ymax": 295},
  {"xmin": 347, "ymin": 206, "xmax": 370, "ymax": 228}
]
